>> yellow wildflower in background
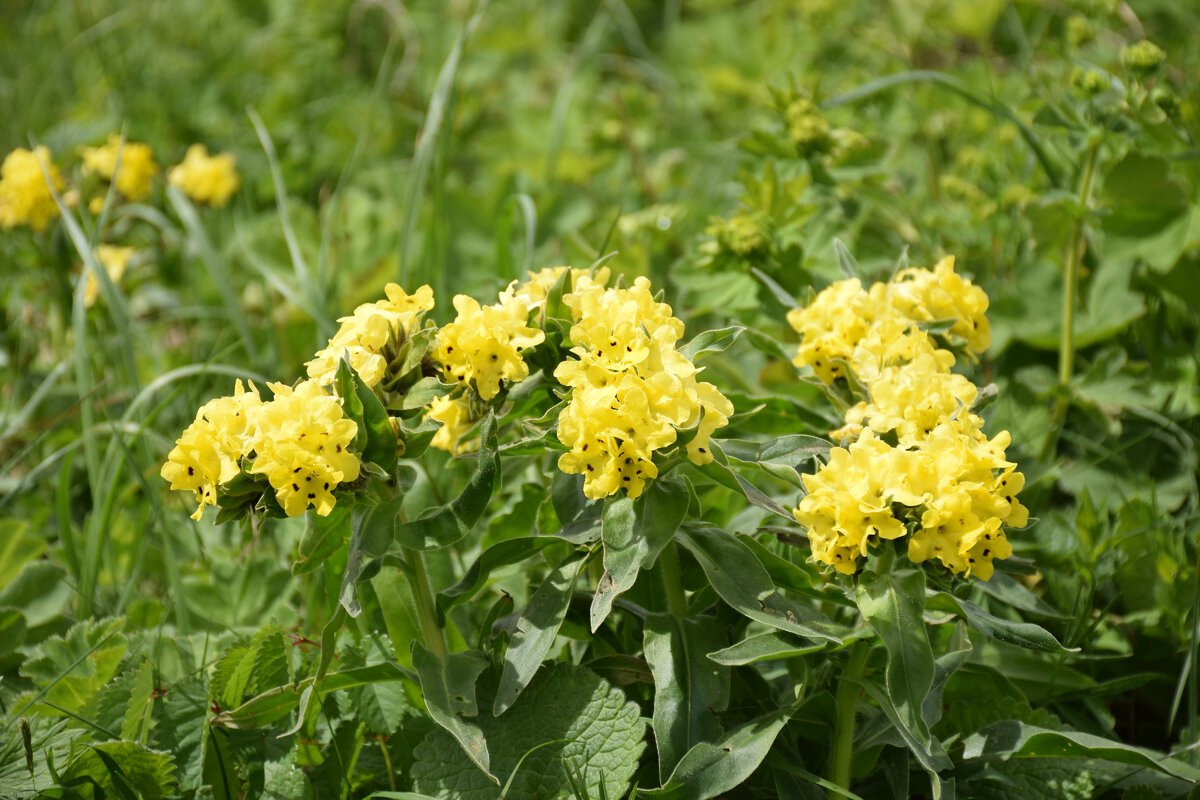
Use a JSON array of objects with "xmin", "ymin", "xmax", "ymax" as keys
[
  {"xmin": 168, "ymin": 144, "xmax": 241, "ymax": 207},
  {"xmin": 434, "ymin": 293, "xmax": 545, "ymax": 400},
  {"xmin": 249, "ymin": 380, "xmax": 360, "ymax": 517},
  {"xmin": 83, "ymin": 245, "xmax": 137, "ymax": 307},
  {"xmin": 0, "ymin": 146, "xmax": 64, "ymax": 232},
  {"xmin": 81, "ymin": 134, "xmax": 158, "ymax": 201},
  {"xmin": 161, "ymin": 381, "xmax": 263, "ymax": 520},
  {"xmin": 307, "ymin": 283, "xmax": 435, "ymax": 387}
]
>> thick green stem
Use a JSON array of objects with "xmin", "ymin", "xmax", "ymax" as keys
[
  {"xmin": 659, "ymin": 541, "xmax": 688, "ymax": 618},
  {"xmin": 1057, "ymin": 143, "xmax": 1100, "ymax": 389},
  {"xmin": 403, "ymin": 546, "xmax": 448, "ymax": 662},
  {"xmin": 830, "ymin": 642, "xmax": 870, "ymax": 798}
]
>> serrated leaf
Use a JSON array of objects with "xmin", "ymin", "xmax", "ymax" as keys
[
  {"xmin": 0, "ymin": 717, "xmax": 74, "ymax": 796},
  {"xmin": 412, "ymin": 644, "xmax": 494, "ymax": 781},
  {"xmin": 394, "ymin": 412, "xmax": 499, "ymax": 550},
  {"xmin": 439, "ymin": 536, "xmax": 562, "ymax": 612},
  {"xmin": 153, "ymin": 675, "xmax": 207, "ymax": 791},
  {"xmin": 676, "ymin": 524, "xmax": 841, "ymax": 643},
  {"xmin": 639, "ymin": 705, "xmax": 792, "ymax": 800},
  {"xmin": 644, "ymin": 614, "xmax": 730, "ymax": 782},
  {"xmin": 707, "ymin": 630, "xmax": 825, "ymax": 666},
  {"xmin": 212, "ymin": 646, "xmax": 257, "ymax": 711},
  {"xmin": 122, "ymin": 659, "xmax": 155, "ymax": 741},
  {"xmin": 412, "ymin": 664, "xmax": 645, "ymax": 800},
  {"xmin": 63, "ymin": 741, "xmax": 176, "ymax": 800},
  {"xmin": 494, "ymin": 553, "xmax": 584, "ymax": 716},
  {"xmin": 18, "ymin": 617, "xmax": 128, "ymax": 717},
  {"xmin": 337, "ymin": 643, "xmax": 412, "ymax": 735},
  {"xmin": 263, "ymin": 755, "xmax": 314, "ymax": 799},
  {"xmin": 250, "ymin": 628, "xmax": 292, "ymax": 694}
]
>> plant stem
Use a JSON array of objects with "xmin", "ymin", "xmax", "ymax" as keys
[
  {"xmin": 402, "ymin": 546, "xmax": 448, "ymax": 662},
  {"xmin": 830, "ymin": 642, "xmax": 870, "ymax": 798},
  {"xmin": 659, "ymin": 542, "xmax": 688, "ymax": 618}
]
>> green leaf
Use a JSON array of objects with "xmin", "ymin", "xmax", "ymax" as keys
[
  {"xmin": 294, "ymin": 506, "xmax": 351, "ymax": 576},
  {"xmin": 494, "ymin": 554, "xmax": 585, "ymax": 715},
  {"xmin": 855, "ymin": 569, "xmax": 936, "ymax": 760},
  {"xmin": 250, "ymin": 627, "xmax": 292, "ymax": 694},
  {"xmin": 639, "ymin": 705, "xmax": 792, "ymax": 800},
  {"xmin": 962, "ymin": 722, "xmax": 1200, "ymax": 782},
  {"xmin": 926, "ymin": 593, "xmax": 1075, "ymax": 653},
  {"xmin": 591, "ymin": 479, "xmax": 689, "ymax": 631},
  {"xmin": 0, "ymin": 519, "xmax": 43, "ymax": 586},
  {"xmin": 412, "ymin": 664, "xmax": 645, "ymax": 800},
  {"xmin": 439, "ymin": 536, "xmax": 563, "ymax": 612},
  {"xmin": 706, "ymin": 630, "xmax": 825, "ymax": 666},
  {"xmin": 0, "ymin": 607, "xmax": 27, "ymax": 658},
  {"xmin": 18, "ymin": 617, "xmax": 128, "ymax": 716},
  {"xmin": 213, "ymin": 662, "xmax": 410, "ymax": 729},
  {"xmin": 395, "ymin": 412, "xmax": 500, "ymax": 550},
  {"xmin": 353, "ymin": 369, "xmax": 399, "ymax": 468},
  {"xmin": 679, "ymin": 326, "xmax": 745, "ymax": 360},
  {"xmin": 0, "ymin": 560, "xmax": 72, "ymax": 627},
  {"xmin": 152, "ymin": 676, "xmax": 207, "ymax": 791},
  {"xmin": 676, "ymin": 524, "xmax": 842, "ymax": 643},
  {"xmin": 644, "ymin": 614, "xmax": 730, "ymax": 782},
  {"xmin": 1100, "ymin": 154, "xmax": 1190, "ymax": 238},
  {"xmin": 342, "ymin": 498, "xmax": 406, "ymax": 616},
  {"xmin": 63, "ymin": 742, "xmax": 176, "ymax": 800},
  {"xmin": 833, "ymin": 239, "xmax": 860, "ymax": 279},
  {"xmin": 334, "ymin": 358, "xmax": 367, "ymax": 449},
  {"xmin": 212, "ymin": 646, "xmax": 257, "ymax": 711},
  {"xmin": 697, "ymin": 443, "xmax": 794, "ymax": 520},
  {"xmin": 337, "ymin": 643, "xmax": 413, "ymax": 735},
  {"xmin": 412, "ymin": 644, "xmax": 494, "ymax": 782}
]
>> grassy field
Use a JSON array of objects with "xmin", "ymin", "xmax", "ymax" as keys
[{"xmin": 2, "ymin": 1, "xmax": 1199, "ymax": 798}]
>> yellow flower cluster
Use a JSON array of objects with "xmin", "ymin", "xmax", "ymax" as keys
[
  {"xmin": 161, "ymin": 379, "xmax": 360, "ymax": 519},
  {"xmin": 499, "ymin": 265, "xmax": 608, "ymax": 312},
  {"xmin": 434, "ymin": 294, "xmax": 545, "ymax": 401},
  {"xmin": 168, "ymin": 144, "xmax": 241, "ymax": 208},
  {"xmin": 555, "ymin": 275, "xmax": 734, "ymax": 500},
  {"xmin": 83, "ymin": 245, "xmax": 137, "ymax": 308},
  {"xmin": 307, "ymin": 284, "xmax": 435, "ymax": 387},
  {"xmin": 81, "ymin": 134, "xmax": 158, "ymax": 201},
  {"xmin": 0, "ymin": 147, "xmax": 64, "ymax": 232},
  {"xmin": 790, "ymin": 257, "xmax": 1025, "ymax": 580}
]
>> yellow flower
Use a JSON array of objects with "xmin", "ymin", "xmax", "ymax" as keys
[
  {"xmin": 161, "ymin": 381, "xmax": 262, "ymax": 520},
  {"xmin": 501, "ymin": 265, "xmax": 611, "ymax": 312},
  {"xmin": 0, "ymin": 147, "xmax": 64, "ymax": 232},
  {"xmin": 846, "ymin": 352, "xmax": 978, "ymax": 445},
  {"xmin": 888, "ymin": 256, "xmax": 991, "ymax": 356},
  {"xmin": 307, "ymin": 283, "xmax": 435, "ymax": 387},
  {"xmin": 434, "ymin": 293, "xmax": 545, "ymax": 400},
  {"xmin": 428, "ymin": 395, "xmax": 474, "ymax": 454},
  {"xmin": 786, "ymin": 279, "xmax": 899, "ymax": 383},
  {"xmin": 248, "ymin": 380, "xmax": 360, "ymax": 517},
  {"xmin": 168, "ymin": 144, "xmax": 241, "ymax": 207},
  {"xmin": 81, "ymin": 134, "xmax": 158, "ymax": 201},
  {"xmin": 83, "ymin": 245, "xmax": 136, "ymax": 308}
]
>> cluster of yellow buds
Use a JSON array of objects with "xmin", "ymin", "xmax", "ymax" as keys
[
  {"xmin": 789, "ymin": 257, "xmax": 1025, "ymax": 580},
  {"xmin": 160, "ymin": 379, "xmax": 360, "ymax": 520},
  {"xmin": 0, "ymin": 147, "xmax": 64, "ymax": 232},
  {"xmin": 555, "ymin": 275, "xmax": 734, "ymax": 500}
]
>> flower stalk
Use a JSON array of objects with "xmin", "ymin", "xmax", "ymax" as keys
[{"xmin": 830, "ymin": 641, "xmax": 870, "ymax": 797}]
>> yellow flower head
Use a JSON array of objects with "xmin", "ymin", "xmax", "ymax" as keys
[
  {"xmin": 500, "ymin": 265, "xmax": 611, "ymax": 312},
  {"xmin": 434, "ymin": 293, "xmax": 545, "ymax": 400},
  {"xmin": 0, "ymin": 146, "xmax": 64, "ymax": 232},
  {"xmin": 846, "ymin": 352, "xmax": 978, "ymax": 445},
  {"xmin": 161, "ymin": 381, "xmax": 262, "ymax": 520},
  {"xmin": 307, "ymin": 283, "xmax": 435, "ymax": 387},
  {"xmin": 888, "ymin": 256, "xmax": 991, "ymax": 356},
  {"xmin": 83, "ymin": 245, "xmax": 137, "ymax": 308},
  {"xmin": 248, "ymin": 380, "xmax": 360, "ymax": 517},
  {"xmin": 81, "ymin": 134, "xmax": 158, "ymax": 201},
  {"xmin": 786, "ymin": 279, "xmax": 900, "ymax": 383},
  {"xmin": 168, "ymin": 144, "xmax": 241, "ymax": 207},
  {"xmin": 555, "ymin": 273, "xmax": 734, "ymax": 497},
  {"xmin": 428, "ymin": 395, "xmax": 475, "ymax": 454}
]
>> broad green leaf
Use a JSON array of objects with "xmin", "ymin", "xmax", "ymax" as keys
[
  {"xmin": 412, "ymin": 664, "xmax": 645, "ymax": 800},
  {"xmin": 341, "ymin": 498, "xmax": 406, "ymax": 616},
  {"xmin": 644, "ymin": 613, "xmax": 730, "ymax": 782},
  {"xmin": 63, "ymin": 741, "xmax": 176, "ymax": 800},
  {"xmin": 0, "ymin": 520, "xmax": 43, "ymax": 586},
  {"xmin": 212, "ymin": 646, "xmax": 256, "ymax": 711},
  {"xmin": 676, "ymin": 524, "xmax": 842, "ymax": 643},
  {"xmin": 337, "ymin": 642, "xmax": 413, "ymax": 735},
  {"xmin": 412, "ymin": 644, "xmax": 494, "ymax": 781},
  {"xmin": 1100, "ymin": 154, "xmax": 1189, "ymax": 238},
  {"xmin": 707, "ymin": 630, "xmax": 826, "ymax": 666},
  {"xmin": 0, "ymin": 608, "xmax": 27, "ymax": 658},
  {"xmin": 353, "ymin": 369, "xmax": 398, "ymax": 468},
  {"xmin": 17, "ymin": 617, "xmax": 128, "ymax": 717},
  {"xmin": 697, "ymin": 443, "xmax": 794, "ymax": 520},
  {"xmin": 120, "ymin": 659, "xmax": 155, "ymax": 741},
  {"xmin": 679, "ymin": 326, "xmax": 745, "ymax": 360},
  {"xmin": 438, "ymin": 536, "xmax": 562, "ymax": 612},
  {"xmin": 395, "ymin": 412, "xmax": 499, "ymax": 550},
  {"xmin": 152, "ymin": 676, "xmax": 207, "ymax": 791},
  {"xmin": 213, "ymin": 662, "xmax": 409, "ymax": 729},
  {"xmin": 494, "ymin": 554, "xmax": 585, "ymax": 715},
  {"xmin": 639, "ymin": 705, "xmax": 793, "ymax": 800},
  {"xmin": 737, "ymin": 534, "xmax": 851, "ymax": 605},
  {"xmin": 0, "ymin": 560, "xmax": 72, "ymax": 627},
  {"xmin": 591, "ymin": 479, "xmax": 689, "ymax": 631},
  {"xmin": 975, "ymin": 573, "xmax": 1068, "ymax": 619},
  {"xmin": 855, "ymin": 570, "xmax": 936, "ymax": 760},
  {"xmin": 926, "ymin": 592, "xmax": 1075, "ymax": 653},
  {"xmin": 399, "ymin": 376, "xmax": 456, "ymax": 410},
  {"xmin": 294, "ymin": 506, "xmax": 350, "ymax": 576},
  {"xmin": 250, "ymin": 627, "xmax": 292, "ymax": 694},
  {"xmin": 963, "ymin": 722, "xmax": 1200, "ymax": 782}
]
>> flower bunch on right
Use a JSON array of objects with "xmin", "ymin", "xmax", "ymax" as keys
[{"xmin": 789, "ymin": 256, "xmax": 1027, "ymax": 580}]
